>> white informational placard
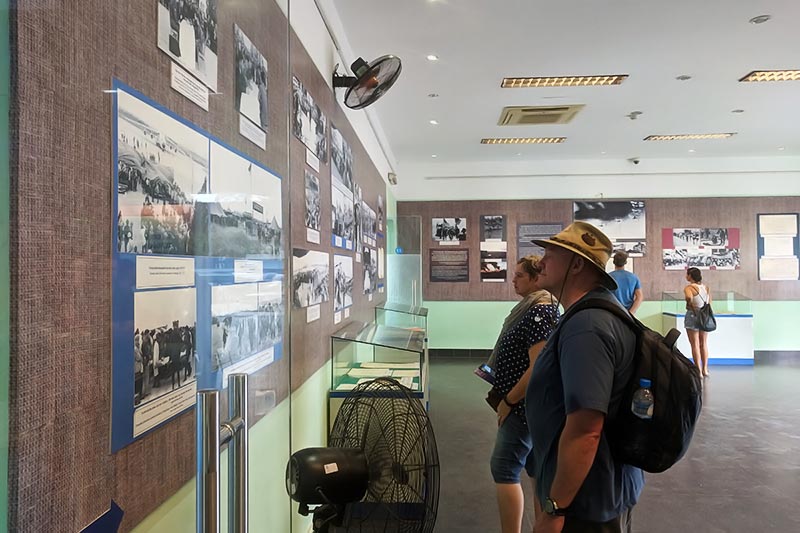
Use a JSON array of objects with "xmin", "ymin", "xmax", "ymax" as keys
[
  {"xmin": 759, "ymin": 257, "xmax": 800, "ymax": 280},
  {"xmin": 344, "ymin": 308, "xmax": 350, "ymax": 319},
  {"xmin": 306, "ymin": 149, "xmax": 320, "ymax": 172},
  {"xmin": 136, "ymin": 256, "xmax": 195, "ymax": 289},
  {"xmin": 335, "ymin": 236, "xmax": 343, "ymax": 248},
  {"xmin": 306, "ymin": 228, "xmax": 320, "ymax": 244},
  {"xmin": 368, "ymin": 294, "xmax": 373, "ymax": 302},
  {"xmin": 307, "ymin": 304, "xmax": 321, "ymax": 323},
  {"xmin": 222, "ymin": 347, "xmax": 275, "ymax": 384},
  {"xmin": 133, "ymin": 382, "xmax": 197, "ymax": 437},
  {"xmin": 356, "ymin": 253, "xmax": 362, "ymax": 263},
  {"xmin": 439, "ymin": 240, "xmax": 460, "ymax": 246},
  {"xmin": 239, "ymin": 115, "xmax": 266, "ymax": 150},
  {"xmin": 759, "ymin": 214, "xmax": 798, "ymax": 236},
  {"xmin": 334, "ymin": 311, "xmax": 342, "ymax": 324},
  {"xmin": 234, "ymin": 260, "xmax": 264, "ymax": 283},
  {"xmin": 764, "ymin": 237, "xmax": 795, "ymax": 257},
  {"xmin": 170, "ymin": 63, "xmax": 209, "ymax": 110}
]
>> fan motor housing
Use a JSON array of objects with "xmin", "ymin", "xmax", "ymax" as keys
[{"xmin": 287, "ymin": 447, "xmax": 369, "ymax": 505}]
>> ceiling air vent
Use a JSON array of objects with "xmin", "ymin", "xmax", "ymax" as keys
[{"xmin": 498, "ymin": 105, "xmax": 585, "ymax": 126}]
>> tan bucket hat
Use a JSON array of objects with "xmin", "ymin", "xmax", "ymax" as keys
[{"xmin": 532, "ymin": 221, "xmax": 617, "ymax": 290}]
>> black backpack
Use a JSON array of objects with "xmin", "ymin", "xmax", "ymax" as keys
[{"xmin": 555, "ymin": 298, "xmax": 703, "ymax": 473}]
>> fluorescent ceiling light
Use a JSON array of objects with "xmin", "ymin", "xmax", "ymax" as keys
[
  {"xmin": 739, "ymin": 70, "xmax": 800, "ymax": 82},
  {"xmin": 501, "ymin": 75, "xmax": 628, "ymax": 88},
  {"xmin": 644, "ymin": 133, "xmax": 736, "ymax": 141},
  {"xmin": 481, "ymin": 137, "xmax": 566, "ymax": 144},
  {"xmin": 429, "ymin": 119, "xmax": 439, "ymax": 125},
  {"xmin": 426, "ymin": 55, "xmax": 439, "ymax": 61}
]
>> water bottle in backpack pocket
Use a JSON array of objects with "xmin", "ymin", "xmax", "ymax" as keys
[{"xmin": 631, "ymin": 378, "xmax": 654, "ymax": 420}]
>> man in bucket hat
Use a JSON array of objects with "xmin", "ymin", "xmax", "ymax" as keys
[{"xmin": 525, "ymin": 222, "xmax": 644, "ymax": 533}]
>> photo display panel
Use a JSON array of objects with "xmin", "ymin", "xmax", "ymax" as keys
[{"xmin": 111, "ymin": 81, "xmax": 285, "ymax": 451}]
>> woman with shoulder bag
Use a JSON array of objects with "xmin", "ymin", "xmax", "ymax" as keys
[
  {"xmin": 684, "ymin": 267, "xmax": 713, "ymax": 377},
  {"xmin": 485, "ymin": 255, "xmax": 559, "ymax": 533}
]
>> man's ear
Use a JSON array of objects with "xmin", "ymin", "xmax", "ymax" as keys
[{"xmin": 571, "ymin": 256, "xmax": 585, "ymax": 274}]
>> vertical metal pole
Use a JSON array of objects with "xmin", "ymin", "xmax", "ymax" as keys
[
  {"xmin": 228, "ymin": 374, "xmax": 249, "ymax": 533},
  {"xmin": 197, "ymin": 390, "xmax": 220, "ymax": 533}
]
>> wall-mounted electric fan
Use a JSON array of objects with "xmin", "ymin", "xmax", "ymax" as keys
[
  {"xmin": 287, "ymin": 377, "xmax": 439, "ymax": 533},
  {"xmin": 333, "ymin": 56, "xmax": 403, "ymax": 110}
]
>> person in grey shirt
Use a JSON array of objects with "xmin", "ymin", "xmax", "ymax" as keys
[{"xmin": 526, "ymin": 222, "xmax": 645, "ymax": 533}]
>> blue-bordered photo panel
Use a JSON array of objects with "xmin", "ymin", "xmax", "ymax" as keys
[{"xmin": 111, "ymin": 80, "xmax": 285, "ymax": 451}]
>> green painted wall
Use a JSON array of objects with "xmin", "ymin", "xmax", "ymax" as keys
[
  {"xmin": 423, "ymin": 300, "xmax": 800, "ymax": 351},
  {"xmin": 0, "ymin": 0, "xmax": 11, "ymax": 528}
]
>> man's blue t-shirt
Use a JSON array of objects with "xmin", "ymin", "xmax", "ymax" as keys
[
  {"xmin": 526, "ymin": 288, "xmax": 645, "ymax": 522},
  {"xmin": 609, "ymin": 270, "xmax": 641, "ymax": 310}
]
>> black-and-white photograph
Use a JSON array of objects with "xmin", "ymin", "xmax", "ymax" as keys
[
  {"xmin": 292, "ymin": 76, "xmax": 328, "ymax": 162},
  {"xmin": 157, "ymin": 0, "xmax": 219, "ymax": 91},
  {"xmin": 480, "ymin": 215, "xmax": 506, "ymax": 241},
  {"xmin": 292, "ymin": 249, "xmax": 329, "ymax": 308},
  {"xmin": 234, "ymin": 25, "xmax": 268, "ymax": 131},
  {"xmin": 208, "ymin": 142, "xmax": 282, "ymax": 258},
  {"xmin": 573, "ymin": 201, "xmax": 646, "ymax": 240},
  {"xmin": 305, "ymin": 171, "xmax": 321, "ymax": 231},
  {"xmin": 363, "ymin": 247, "xmax": 378, "ymax": 294},
  {"xmin": 613, "ymin": 240, "xmax": 647, "ymax": 257},
  {"xmin": 362, "ymin": 202, "xmax": 377, "ymax": 244},
  {"xmin": 672, "ymin": 228, "xmax": 729, "ymax": 248},
  {"xmin": 433, "ymin": 217, "xmax": 468, "ymax": 242},
  {"xmin": 210, "ymin": 281, "xmax": 283, "ymax": 372},
  {"xmin": 663, "ymin": 248, "xmax": 741, "ymax": 271},
  {"xmin": 333, "ymin": 254, "xmax": 354, "ymax": 311},
  {"xmin": 377, "ymin": 195, "xmax": 384, "ymax": 231},
  {"xmin": 133, "ymin": 287, "xmax": 196, "ymax": 407},
  {"xmin": 117, "ymin": 89, "xmax": 208, "ymax": 256},
  {"xmin": 480, "ymin": 241, "xmax": 507, "ymax": 282},
  {"xmin": 330, "ymin": 124, "xmax": 353, "ymax": 192},
  {"xmin": 353, "ymin": 186, "xmax": 363, "ymax": 255},
  {"xmin": 332, "ymin": 182, "xmax": 355, "ymax": 245}
]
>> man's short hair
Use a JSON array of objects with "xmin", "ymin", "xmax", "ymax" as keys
[{"xmin": 613, "ymin": 251, "xmax": 628, "ymax": 267}]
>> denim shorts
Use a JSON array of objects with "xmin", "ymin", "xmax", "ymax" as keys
[
  {"xmin": 684, "ymin": 309, "xmax": 701, "ymax": 331},
  {"xmin": 490, "ymin": 412, "xmax": 535, "ymax": 484}
]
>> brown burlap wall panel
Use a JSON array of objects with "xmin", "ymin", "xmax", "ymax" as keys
[
  {"xmin": 8, "ymin": 0, "xmax": 384, "ymax": 530},
  {"xmin": 399, "ymin": 197, "xmax": 800, "ymax": 302}
]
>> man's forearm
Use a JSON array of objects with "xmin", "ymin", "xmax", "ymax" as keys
[{"xmin": 547, "ymin": 421, "xmax": 601, "ymax": 506}]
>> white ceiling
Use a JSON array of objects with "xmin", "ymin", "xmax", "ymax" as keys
[{"xmin": 329, "ymin": 0, "xmax": 800, "ymax": 199}]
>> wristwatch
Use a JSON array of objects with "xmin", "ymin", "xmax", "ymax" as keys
[{"xmin": 543, "ymin": 497, "xmax": 569, "ymax": 516}]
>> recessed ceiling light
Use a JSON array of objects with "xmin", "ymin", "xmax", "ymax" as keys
[
  {"xmin": 481, "ymin": 137, "xmax": 566, "ymax": 144},
  {"xmin": 688, "ymin": 149, "xmax": 696, "ymax": 153},
  {"xmin": 431, "ymin": 154, "xmax": 438, "ymax": 158},
  {"xmin": 778, "ymin": 147, "xmax": 785, "ymax": 151},
  {"xmin": 429, "ymin": 119, "xmax": 439, "ymax": 125},
  {"xmin": 601, "ymin": 151, "xmax": 607, "ymax": 155},
  {"xmin": 731, "ymin": 109, "xmax": 745, "ymax": 114},
  {"xmin": 675, "ymin": 75, "xmax": 692, "ymax": 81},
  {"xmin": 501, "ymin": 75, "xmax": 628, "ymax": 88},
  {"xmin": 426, "ymin": 55, "xmax": 439, "ymax": 61},
  {"xmin": 740, "ymin": 70, "xmax": 800, "ymax": 82},
  {"xmin": 644, "ymin": 133, "xmax": 736, "ymax": 141},
  {"xmin": 516, "ymin": 152, "xmax": 522, "ymax": 156},
  {"xmin": 749, "ymin": 15, "xmax": 771, "ymax": 24},
  {"xmin": 427, "ymin": 93, "xmax": 439, "ymax": 98}
]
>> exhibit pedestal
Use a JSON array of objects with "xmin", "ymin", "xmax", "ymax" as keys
[{"xmin": 662, "ymin": 312, "xmax": 754, "ymax": 364}]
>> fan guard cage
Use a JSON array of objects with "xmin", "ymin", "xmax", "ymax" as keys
[{"xmin": 328, "ymin": 377, "xmax": 439, "ymax": 533}]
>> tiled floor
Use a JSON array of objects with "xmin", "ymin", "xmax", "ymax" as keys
[{"xmin": 428, "ymin": 356, "xmax": 800, "ymax": 532}]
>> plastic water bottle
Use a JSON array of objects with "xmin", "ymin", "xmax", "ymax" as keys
[{"xmin": 631, "ymin": 378, "xmax": 654, "ymax": 420}]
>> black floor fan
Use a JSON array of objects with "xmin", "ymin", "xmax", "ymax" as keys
[{"xmin": 287, "ymin": 378, "xmax": 440, "ymax": 532}]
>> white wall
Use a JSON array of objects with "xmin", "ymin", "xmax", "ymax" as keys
[{"xmin": 394, "ymin": 155, "xmax": 800, "ymax": 200}]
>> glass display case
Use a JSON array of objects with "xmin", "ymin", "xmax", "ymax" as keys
[
  {"xmin": 661, "ymin": 291, "xmax": 754, "ymax": 364},
  {"xmin": 329, "ymin": 321, "xmax": 428, "ymax": 400},
  {"xmin": 375, "ymin": 301, "xmax": 428, "ymax": 333},
  {"xmin": 661, "ymin": 291, "xmax": 753, "ymax": 315}
]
